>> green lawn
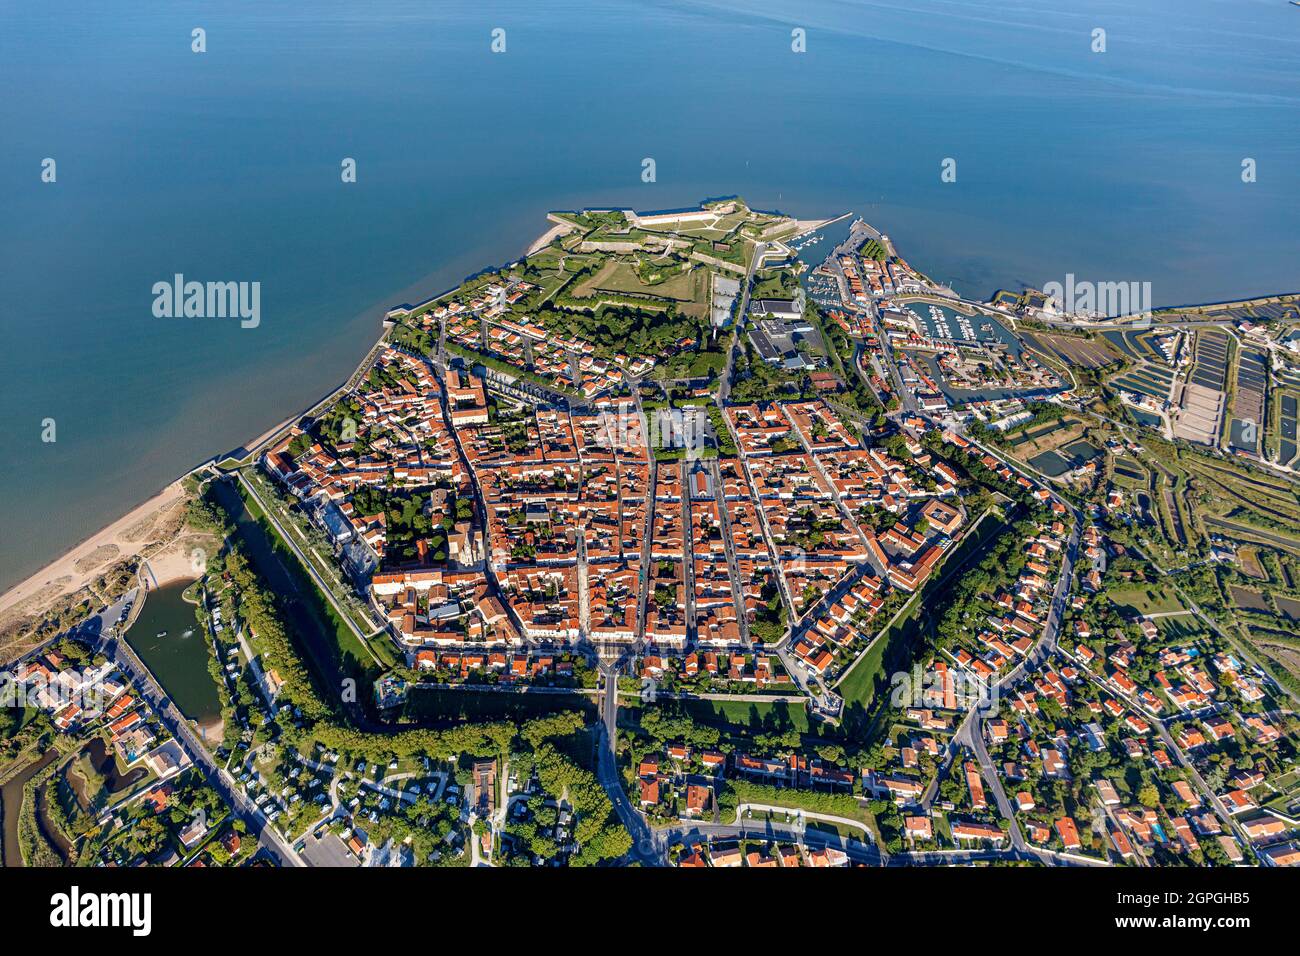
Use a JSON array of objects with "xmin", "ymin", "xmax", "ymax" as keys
[
  {"xmin": 592, "ymin": 260, "xmax": 705, "ymax": 304},
  {"xmin": 679, "ymin": 697, "xmax": 810, "ymax": 732},
  {"xmin": 837, "ymin": 510, "xmax": 1008, "ymax": 710},
  {"xmin": 619, "ymin": 695, "xmax": 810, "ymax": 735},
  {"xmin": 1154, "ymin": 614, "xmax": 1208, "ymax": 641},
  {"xmin": 1107, "ymin": 584, "xmax": 1187, "ymax": 616}
]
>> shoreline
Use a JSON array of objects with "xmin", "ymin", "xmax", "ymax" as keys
[
  {"xmin": 1, "ymin": 324, "xmax": 392, "ymax": 622},
  {"xmin": 526, "ymin": 216, "xmax": 578, "ymax": 255},
  {"xmin": 0, "ymin": 481, "xmax": 188, "ymax": 621},
  {"xmin": 150, "ymin": 562, "xmax": 202, "ymax": 592},
  {"xmin": 5, "ymin": 204, "xmax": 1296, "ymax": 632}
]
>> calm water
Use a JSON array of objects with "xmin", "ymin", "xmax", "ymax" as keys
[
  {"xmin": 0, "ymin": 748, "xmax": 61, "ymax": 868},
  {"xmin": 67, "ymin": 737, "xmax": 149, "ymax": 813},
  {"xmin": 2, "ymin": 0, "xmax": 1299, "ymax": 590},
  {"xmin": 123, "ymin": 581, "xmax": 221, "ymax": 726}
]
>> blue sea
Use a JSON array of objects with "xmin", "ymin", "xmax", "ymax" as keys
[{"xmin": 2, "ymin": 0, "xmax": 1298, "ymax": 591}]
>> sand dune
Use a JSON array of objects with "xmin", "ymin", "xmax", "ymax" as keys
[{"xmin": 0, "ymin": 481, "xmax": 188, "ymax": 623}]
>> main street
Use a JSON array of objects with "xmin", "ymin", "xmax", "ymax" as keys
[
  {"xmin": 710, "ymin": 239, "xmax": 842, "ymax": 715},
  {"xmin": 708, "ymin": 458, "xmax": 752, "ymax": 646}
]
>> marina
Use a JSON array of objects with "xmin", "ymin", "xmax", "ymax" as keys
[{"xmin": 905, "ymin": 303, "xmax": 1023, "ymax": 354}]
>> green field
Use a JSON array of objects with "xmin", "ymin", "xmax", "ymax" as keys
[
  {"xmin": 837, "ymin": 509, "xmax": 1009, "ymax": 710},
  {"xmin": 1107, "ymin": 583, "xmax": 1187, "ymax": 616},
  {"xmin": 677, "ymin": 697, "xmax": 810, "ymax": 733},
  {"xmin": 578, "ymin": 259, "xmax": 705, "ymax": 304},
  {"xmin": 1154, "ymin": 614, "xmax": 1208, "ymax": 641},
  {"xmin": 621, "ymin": 695, "xmax": 810, "ymax": 734}
]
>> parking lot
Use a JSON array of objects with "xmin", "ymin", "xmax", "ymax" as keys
[{"xmin": 299, "ymin": 828, "xmax": 358, "ymax": 868}]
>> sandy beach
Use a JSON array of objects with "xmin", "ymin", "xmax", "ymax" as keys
[
  {"xmin": 526, "ymin": 216, "xmax": 578, "ymax": 255},
  {"xmin": 146, "ymin": 541, "xmax": 212, "ymax": 589},
  {"xmin": 0, "ymin": 482, "xmax": 188, "ymax": 620}
]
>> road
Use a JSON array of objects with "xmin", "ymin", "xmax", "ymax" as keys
[
  {"xmin": 234, "ymin": 472, "xmax": 378, "ymax": 656},
  {"xmin": 594, "ymin": 661, "xmax": 664, "ymax": 864},
  {"xmin": 98, "ymin": 628, "xmax": 305, "ymax": 867},
  {"xmin": 681, "ymin": 483, "xmax": 697, "ymax": 645},
  {"xmin": 708, "ymin": 458, "xmax": 752, "ymax": 646},
  {"xmin": 716, "ymin": 241, "xmax": 766, "ymax": 406},
  {"xmin": 962, "ymin": 714, "xmax": 1034, "ymax": 857},
  {"xmin": 1149, "ymin": 715, "xmax": 1253, "ymax": 854},
  {"xmin": 633, "ymin": 456, "xmax": 659, "ymax": 651}
]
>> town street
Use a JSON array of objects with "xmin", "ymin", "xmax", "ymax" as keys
[
  {"xmin": 97, "ymin": 627, "xmax": 305, "ymax": 867},
  {"xmin": 594, "ymin": 661, "xmax": 665, "ymax": 865}
]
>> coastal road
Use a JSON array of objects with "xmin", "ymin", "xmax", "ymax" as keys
[{"xmin": 98, "ymin": 629, "xmax": 305, "ymax": 867}]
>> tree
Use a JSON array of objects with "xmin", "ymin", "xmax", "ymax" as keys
[
  {"xmin": 815, "ymin": 744, "xmax": 845, "ymax": 765},
  {"xmin": 124, "ymin": 816, "xmax": 167, "ymax": 859}
]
